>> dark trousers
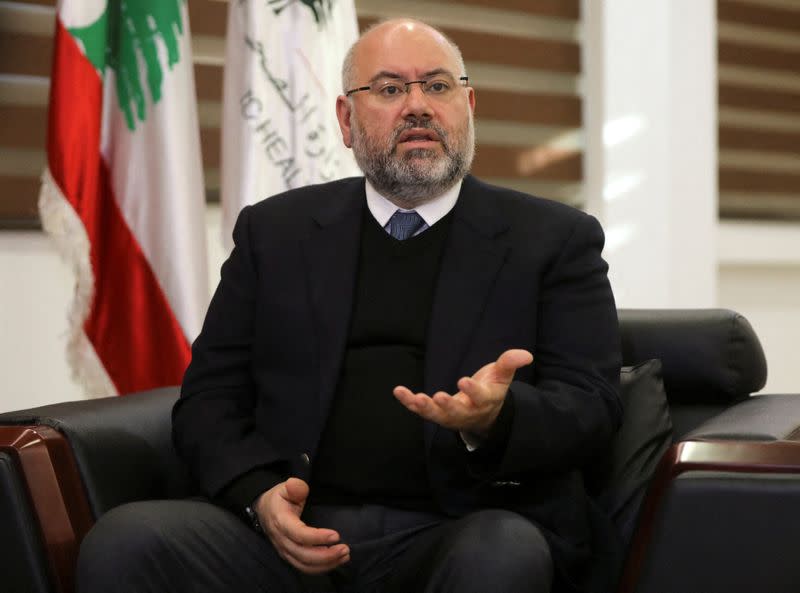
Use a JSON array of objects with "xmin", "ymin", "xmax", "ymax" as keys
[{"xmin": 76, "ymin": 499, "xmax": 553, "ymax": 593}]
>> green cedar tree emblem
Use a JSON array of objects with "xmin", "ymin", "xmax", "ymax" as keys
[{"xmin": 69, "ymin": 0, "xmax": 186, "ymax": 131}]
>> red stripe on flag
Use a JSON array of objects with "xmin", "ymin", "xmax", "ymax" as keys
[{"xmin": 47, "ymin": 18, "xmax": 191, "ymax": 394}]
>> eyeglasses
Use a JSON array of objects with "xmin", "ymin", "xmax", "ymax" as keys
[{"xmin": 345, "ymin": 75, "xmax": 469, "ymax": 101}]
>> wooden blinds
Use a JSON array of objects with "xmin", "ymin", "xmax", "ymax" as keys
[{"xmin": 718, "ymin": 0, "xmax": 800, "ymax": 219}]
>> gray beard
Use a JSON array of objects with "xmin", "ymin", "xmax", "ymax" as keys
[{"xmin": 350, "ymin": 118, "xmax": 475, "ymax": 208}]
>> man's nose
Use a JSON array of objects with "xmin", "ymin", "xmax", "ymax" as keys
[{"xmin": 401, "ymin": 83, "xmax": 433, "ymax": 119}]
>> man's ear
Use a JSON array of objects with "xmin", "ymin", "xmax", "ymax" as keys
[
  {"xmin": 467, "ymin": 86, "xmax": 476, "ymax": 114},
  {"xmin": 336, "ymin": 95, "xmax": 353, "ymax": 148}
]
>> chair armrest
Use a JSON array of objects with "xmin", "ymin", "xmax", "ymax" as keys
[
  {"xmin": 0, "ymin": 425, "xmax": 94, "ymax": 593},
  {"xmin": 0, "ymin": 450, "xmax": 56, "ymax": 593},
  {"xmin": 686, "ymin": 394, "xmax": 800, "ymax": 441},
  {"xmin": 0, "ymin": 387, "xmax": 195, "ymax": 593},
  {"xmin": 619, "ymin": 438, "xmax": 800, "ymax": 593},
  {"xmin": 0, "ymin": 386, "xmax": 196, "ymax": 517}
]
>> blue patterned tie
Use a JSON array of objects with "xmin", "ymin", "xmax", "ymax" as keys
[{"xmin": 386, "ymin": 210, "xmax": 425, "ymax": 240}]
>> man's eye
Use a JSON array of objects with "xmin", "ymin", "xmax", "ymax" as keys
[
  {"xmin": 427, "ymin": 81, "xmax": 450, "ymax": 93},
  {"xmin": 379, "ymin": 84, "xmax": 403, "ymax": 96}
]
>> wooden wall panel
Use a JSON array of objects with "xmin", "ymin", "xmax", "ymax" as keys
[
  {"xmin": 718, "ymin": 0, "xmax": 800, "ymax": 33},
  {"xmin": 0, "ymin": 177, "xmax": 39, "ymax": 229},
  {"xmin": 717, "ymin": 0, "xmax": 800, "ymax": 219},
  {"xmin": 194, "ymin": 63, "xmax": 224, "ymax": 102},
  {"xmin": 0, "ymin": 32, "xmax": 52, "ymax": 77},
  {"xmin": 187, "ymin": 0, "xmax": 228, "ymax": 37},
  {"xmin": 720, "ymin": 169, "xmax": 800, "ymax": 194},
  {"xmin": 720, "ymin": 126, "xmax": 800, "ymax": 153},
  {"xmin": 436, "ymin": 0, "xmax": 579, "ymax": 19},
  {"xmin": 477, "ymin": 90, "xmax": 581, "ymax": 126},
  {"xmin": 0, "ymin": 105, "xmax": 47, "ymax": 149},
  {"xmin": 472, "ymin": 146, "xmax": 581, "ymax": 181},
  {"xmin": 719, "ymin": 83, "xmax": 800, "ymax": 115},
  {"xmin": 718, "ymin": 40, "xmax": 800, "ymax": 74}
]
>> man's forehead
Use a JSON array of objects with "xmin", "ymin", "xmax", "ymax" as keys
[{"xmin": 354, "ymin": 21, "xmax": 460, "ymax": 80}]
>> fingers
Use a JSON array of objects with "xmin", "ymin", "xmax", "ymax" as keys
[
  {"xmin": 456, "ymin": 376, "xmax": 481, "ymax": 396},
  {"xmin": 260, "ymin": 479, "xmax": 350, "ymax": 575},
  {"xmin": 432, "ymin": 390, "xmax": 470, "ymax": 412},
  {"xmin": 395, "ymin": 386, "xmax": 448, "ymax": 418},
  {"xmin": 282, "ymin": 477, "xmax": 310, "ymax": 506},
  {"xmin": 394, "ymin": 386, "xmax": 471, "ymax": 429},
  {"xmin": 266, "ymin": 488, "xmax": 350, "ymax": 574},
  {"xmin": 278, "ymin": 536, "xmax": 350, "ymax": 574},
  {"xmin": 393, "ymin": 386, "xmax": 429, "ymax": 415},
  {"xmin": 276, "ymin": 518, "xmax": 347, "ymax": 573},
  {"xmin": 494, "ymin": 349, "xmax": 534, "ymax": 378},
  {"xmin": 395, "ymin": 386, "xmax": 445, "ymax": 424},
  {"xmin": 266, "ymin": 494, "xmax": 350, "ymax": 574},
  {"xmin": 392, "ymin": 350, "xmax": 532, "ymax": 434},
  {"xmin": 272, "ymin": 508, "xmax": 339, "ymax": 547}
]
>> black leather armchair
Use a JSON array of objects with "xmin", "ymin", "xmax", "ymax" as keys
[{"xmin": 3, "ymin": 309, "xmax": 800, "ymax": 593}]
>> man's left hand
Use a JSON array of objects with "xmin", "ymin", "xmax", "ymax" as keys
[{"xmin": 393, "ymin": 349, "xmax": 533, "ymax": 437}]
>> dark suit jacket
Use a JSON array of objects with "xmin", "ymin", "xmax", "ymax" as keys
[{"xmin": 174, "ymin": 174, "xmax": 623, "ymax": 593}]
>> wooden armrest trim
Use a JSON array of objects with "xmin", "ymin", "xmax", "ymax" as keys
[
  {"xmin": 617, "ymin": 439, "xmax": 800, "ymax": 593},
  {"xmin": 0, "ymin": 425, "xmax": 94, "ymax": 593}
]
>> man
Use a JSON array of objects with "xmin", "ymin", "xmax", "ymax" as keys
[{"xmin": 78, "ymin": 18, "xmax": 622, "ymax": 593}]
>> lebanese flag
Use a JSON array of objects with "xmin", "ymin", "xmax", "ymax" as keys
[{"xmin": 39, "ymin": 0, "xmax": 208, "ymax": 396}]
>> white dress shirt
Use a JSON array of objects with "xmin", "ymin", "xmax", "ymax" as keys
[{"xmin": 364, "ymin": 179, "xmax": 462, "ymax": 235}]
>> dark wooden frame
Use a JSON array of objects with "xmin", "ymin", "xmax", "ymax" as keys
[
  {"xmin": 617, "ymin": 438, "xmax": 800, "ymax": 593},
  {"xmin": 0, "ymin": 425, "xmax": 94, "ymax": 593}
]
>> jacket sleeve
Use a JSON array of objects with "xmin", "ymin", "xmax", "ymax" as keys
[
  {"xmin": 172, "ymin": 205, "xmax": 286, "ymax": 500},
  {"xmin": 471, "ymin": 213, "xmax": 622, "ymax": 478}
]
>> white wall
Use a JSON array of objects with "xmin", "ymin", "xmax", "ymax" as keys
[
  {"xmin": 0, "ymin": 230, "xmax": 84, "ymax": 410},
  {"xmin": 717, "ymin": 221, "xmax": 800, "ymax": 394},
  {"xmin": 582, "ymin": 0, "xmax": 717, "ymax": 308}
]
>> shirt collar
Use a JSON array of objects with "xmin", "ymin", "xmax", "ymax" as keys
[{"xmin": 364, "ymin": 178, "xmax": 462, "ymax": 228}]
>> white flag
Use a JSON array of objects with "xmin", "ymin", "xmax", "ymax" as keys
[{"xmin": 221, "ymin": 0, "xmax": 361, "ymax": 250}]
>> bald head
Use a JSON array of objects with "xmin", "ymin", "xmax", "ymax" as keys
[{"xmin": 341, "ymin": 19, "xmax": 466, "ymax": 94}]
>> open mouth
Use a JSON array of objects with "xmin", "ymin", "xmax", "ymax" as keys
[{"xmin": 397, "ymin": 128, "xmax": 441, "ymax": 144}]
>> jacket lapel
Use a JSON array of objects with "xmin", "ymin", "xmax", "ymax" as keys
[
  {"xmin": 301, "ymin": 180, "xmax": 365, "ymax": 427},
  {"xmin": 424, "ymin": 176, "xmax": 511, "ymax": 448}
]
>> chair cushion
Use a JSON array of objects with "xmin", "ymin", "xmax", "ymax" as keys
[{"xmin": 590, "ymin": 359, "xmax": 673, "ymax": 548}]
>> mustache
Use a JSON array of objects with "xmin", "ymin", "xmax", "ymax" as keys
[{"xmin": 391, "ymin": 119, "xmax": 449, "ymax": 148}]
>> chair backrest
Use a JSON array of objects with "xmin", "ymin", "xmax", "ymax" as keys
[
  {"xmin": 618, "ymin": 308, "xmax": 767, "ymax": 439},
  {"xmin": 590, "ymin": 309, "xmax": 769, "ymax": 549}
]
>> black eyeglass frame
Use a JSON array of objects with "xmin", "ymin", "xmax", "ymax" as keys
[{"xmin": 345, "ymin": 76, "xmax": 469, "ymax": 97}]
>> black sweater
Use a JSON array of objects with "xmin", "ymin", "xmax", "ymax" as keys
[{"xmin": 309, "ymin": 211, "xmax": 454, "ymax": 509}]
